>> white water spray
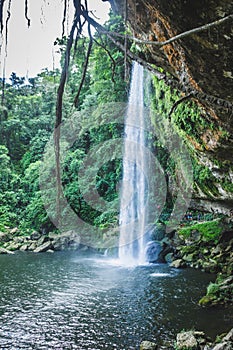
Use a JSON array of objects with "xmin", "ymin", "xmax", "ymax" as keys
[{"xmin": 118, "ymin": 62, "xmax": 148, "ymax": 266}]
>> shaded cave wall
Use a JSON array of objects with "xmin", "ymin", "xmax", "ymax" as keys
[{"xmin": 111, "ymin": 0, "xmax": 233, "ymax": 216}]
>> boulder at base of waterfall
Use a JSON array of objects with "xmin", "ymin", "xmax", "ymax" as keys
[
  {"xmin": 170, "ymin": 259, "xmax": 186, "ymax": 268},
  {"xmin": 34, "ymin": 241, "xmax": 52, "ymax": 253},
  {"xmin": 145, "ymin": 241, "xmax": 162, "ymax": 263},
  {"xmin": 50, "ymin": 230, "xmax": 80, "ymax": 251},
  {"xmin": 140, "ymin": 340, "xmax": 157, "ymax": 350},
  {"xmin": 145, "ymin": 223, "xmax": 166, "ymax": 241},
  {"xmin": 176, "ymin": 331, "xmax": 198, "ymax": 349}
]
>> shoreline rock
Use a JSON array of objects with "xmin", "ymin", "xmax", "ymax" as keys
[
  {"xmin": 0, "ymin": 228, "xmax": 83, "ymax": 254},
  {"xmin": 140, "ymin": 328, "xmax": 233, "ymax": 350},
  {"xmin": 168, "ymin": 219, "xmax": 233, "ymax": 306}
]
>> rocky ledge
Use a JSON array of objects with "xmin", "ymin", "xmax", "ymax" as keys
[
  {"xmin": 0, "ymin": 227, "xmax": 88, "ymax": 254},
  {"xmin": 140, "ymin": 328, "xmax": 233, "ymax": 350},
  {"xmin": 168, "ymin": 218, "xmax": 233, "ymax": 306}
]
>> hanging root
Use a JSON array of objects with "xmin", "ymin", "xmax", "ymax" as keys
[
  {"xmin": 62, "ymin": 0, "xmax": 67, "ymax": 37},
  {"xmin": 168, "ymin": 93, "xmax": 193, "ymax": 119},
  {"xmin": 25, "ymin": 0, "xmax": 31, "ymax": 27},
  {"xmin": 93, "ymin": 35, "xmax": 116, "ymax": 83},
  {"xmin": 123, "ymin": 0, "xmax": 127, "ymax": 81},
  {"xmin": 5, "ymin": 0, "xmax": 11, "ymax": 48},
  {"xmin": 74, "ymin": 22, "xmax": 93, "ymax": 107},
  {"xmin": 0, "ymin": 0, "xmax": 6, "ymax": 33}
]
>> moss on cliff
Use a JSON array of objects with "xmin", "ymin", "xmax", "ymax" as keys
[
  {"xmin": 149, "ymin": 74, "xmax": 230, "ymax": 204},
  {"xmin": 178, "ymin": 218, "xmax": 223, "ymax": 241}
]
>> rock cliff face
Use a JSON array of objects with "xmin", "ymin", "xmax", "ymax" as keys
[{"xmin": 111, "ymin": 0, "xmax": 233, "ymax": 215}]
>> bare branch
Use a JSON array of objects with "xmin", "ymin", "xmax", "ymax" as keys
[
  {"xmin": 81, "ymin": 10, "xmax": 233, "ymax": 112},
  {"xmin": 96, "ymin": 14, "xmax": 233, "ymax": 47},
  {"xmin": 74, "ymin": 22, "xmax": 93, "ymax": 107},
  {"xmin": 169, "ymin": 93, "xmax": 193, "ymax": 119},
  {"xmin": 93, "ymin": 35, "xmax": 116, "ymax": 83},
  {"xmin": 54, "ymin": 4, "xmax": 80, "ymax": 226},
  {"xmin": 1, "ymin": 0, "xmax": 11, "ymax": 106},
  {"xmin": 81, "ymin": 10, "xmax": 173, "ymax": 80},
  {"xmin": 148, "ymin": 14, "xmax": 233, "ymax": 46}
]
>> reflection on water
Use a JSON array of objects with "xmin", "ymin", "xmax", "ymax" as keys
[{"xmin": 0, "ymin": 252, "xmax": 231, "ymax": 349}]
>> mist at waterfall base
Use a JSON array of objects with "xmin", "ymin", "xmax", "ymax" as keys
[{"xmin": 118, "ymin": 62, "xmax": 164, "ymax": 266}]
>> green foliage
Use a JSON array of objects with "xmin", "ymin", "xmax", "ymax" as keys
[
  {"xmin": 83, "ymin": 14, "xmax": 127, "ymax": 106},
  {"xmin": 192, "ymin": 157, "xmax": 219, "ymax": 197},
  {"xmin": 23, "ymin": 192, "xmax": 52, "ymax": 231},
  {"xmin": 151, "ymin": 75, "xmax": 220, "ymax": 147},
  {"xmin": 0, "ymin": 12, "xmax": 127, "ymax": 233},
  {"xmin": 207, "ymin": 282, "xmax": 220, "ymax": 296},
  {"xmin": 0, "ymin": 145, "xmax": 11, "ymax": 190},
  {"xmin": 221, "ymin": 180, "xmax": 233, "ymax": 193},
  {"xmin": 61, "ymin": 123, "xmax": 123, "ymax": 229},
  {"xmin": 178, "ymin": 219, "xmax": 223, "ymax": 241},
  {"xmin": 150, "ymin": 73, "xmax": 233, "ymax": 204}
]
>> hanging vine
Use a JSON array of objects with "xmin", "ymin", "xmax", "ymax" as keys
[
  {"xmin": 62, "ymin": 0, "xmax": 67, "ymax": 38},
  {"xmin": 0, "ymin": 0, "xmax": 6, "ymax": 33},
  {"xmin": 24, "ymin": 0, "xmax": 30, "ymax": 27}
]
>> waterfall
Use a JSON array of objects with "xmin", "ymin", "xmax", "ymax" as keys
[{"xmin": 118, "ymin": 62, "xmax": 148, "ymax": 265}]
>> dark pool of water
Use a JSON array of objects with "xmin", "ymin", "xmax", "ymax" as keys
[{"xmin": 0, "ymin": 251, "xmax": 231, "ymax": 349}]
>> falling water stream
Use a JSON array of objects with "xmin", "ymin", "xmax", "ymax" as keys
[{"xmin": 119, "ymin": 62, "xmax": 148, "ymax": 265}]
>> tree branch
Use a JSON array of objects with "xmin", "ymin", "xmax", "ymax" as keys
[
  {"xmin": 169, "ymin": 93, "xmax": 193, "ymax": 119},
  {"xmin": 54, "ymin": 4, "xmax": 80, "ymax": 226},
  {"xmin": 94, "ymin": 14, "xmax": 233, "ymax": 47},
  {"xmin": 81, "ymin": 10, "xmax": 233, "ymax": 112},
  {"xmin": 74, "ymin": 22, "xmax": 93, "ymax": 107}
]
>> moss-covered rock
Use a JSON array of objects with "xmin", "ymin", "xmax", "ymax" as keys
[
  {"xmin": 178, "ymin": 219, "xmax": 223, "ymax": 242},
  {"xmin": 170, "ymin": 219, "xmax": 233, "ymax": 306}
]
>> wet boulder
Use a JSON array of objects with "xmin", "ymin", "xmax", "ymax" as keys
[
  {"xmin": 145, "ymin": 223, "xmax": 166, "ymax": 241},
  {"xmin": 145, "ymin": 241, "xmax": 162, "ymax": 263},
  {"xmin": 170, "ymin": 259, "xmax": 186, "ymax": 268}
]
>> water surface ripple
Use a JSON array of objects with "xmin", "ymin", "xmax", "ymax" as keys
[{"xmin": 0, "ymin": 252, "xmax": 231, "ymax": 349}]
